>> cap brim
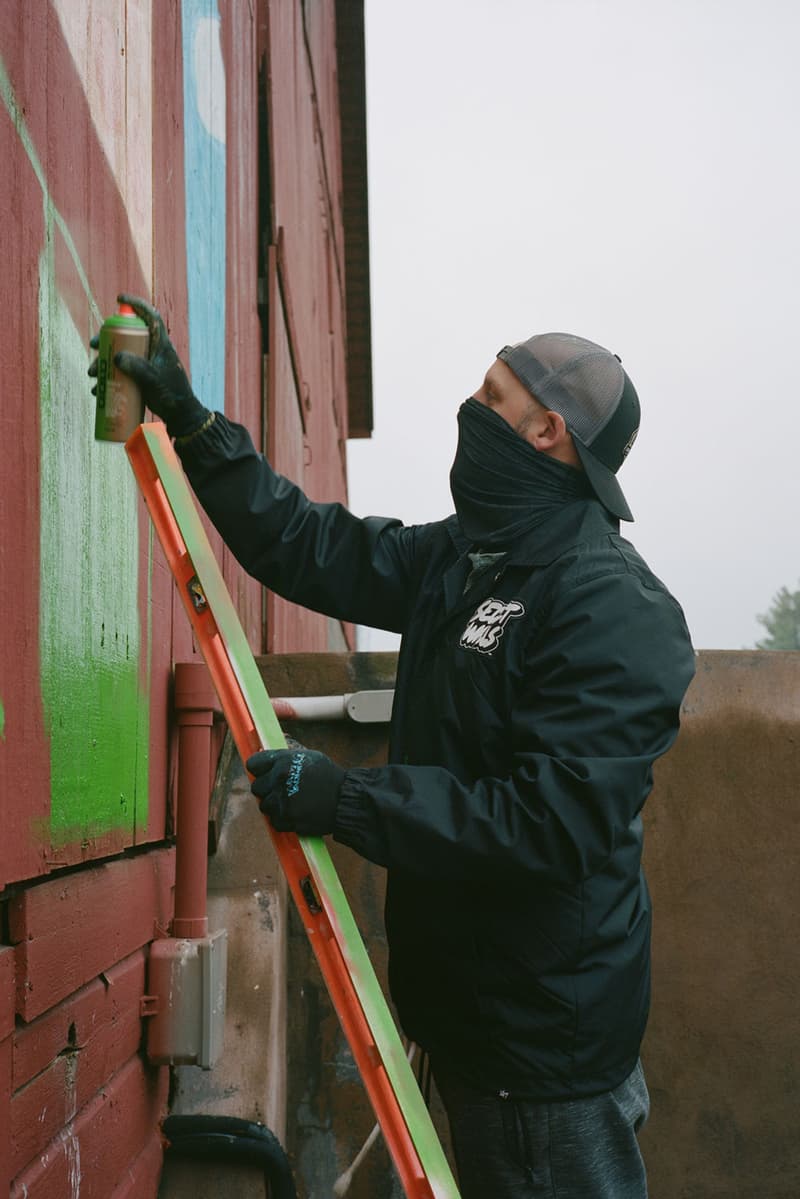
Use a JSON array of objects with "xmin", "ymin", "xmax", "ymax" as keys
[{"xmin": 573, "ymin": 437, "xmax": 634, "ymax": 522}]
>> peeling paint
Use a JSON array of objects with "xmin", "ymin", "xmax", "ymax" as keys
[{"xmin": 60, "ymin": 1125, "xmax": 81, "ymax": 1198}]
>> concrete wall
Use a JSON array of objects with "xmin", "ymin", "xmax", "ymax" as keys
[
  {"xmin": 260, "ymin": 652, "xmax": 425, "ymax": 1199},
  {"xmin": 158, "ymin": 738, "xmax": 289, "ymax": 1199},
  {"xmin": 256, "ymin": 650, "xmax": 800, "ymax": 1199}
]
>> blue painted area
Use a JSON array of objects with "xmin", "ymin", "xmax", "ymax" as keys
[{"xmin": 182, "ymin": 0, "xmax": 227, "ymax": 412}]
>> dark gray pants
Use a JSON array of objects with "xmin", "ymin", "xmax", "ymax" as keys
[{"xmin": 432, "ymin": 1060, "xmax": 650, "ymax": 1199}]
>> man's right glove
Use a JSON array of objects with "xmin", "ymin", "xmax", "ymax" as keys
[
  {"xmin": 88, "ymin": 294, "xmax": 211, "ymax": 440},
  {"xmin": 247, "ymin": 747, "xmax": 345, "ymax": 837}
]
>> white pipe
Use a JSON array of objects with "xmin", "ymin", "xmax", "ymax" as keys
[{"xmin": 271, "ymin": 689, "xmax": 394, "ymax": 724}]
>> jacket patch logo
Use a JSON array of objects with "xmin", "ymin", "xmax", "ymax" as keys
[{"xmin": 459, "ymin": 598, "xmax": 525, "ymax": 655}]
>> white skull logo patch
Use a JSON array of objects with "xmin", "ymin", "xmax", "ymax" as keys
[{"xmin": 459, "ymin": 598, "xmax": 525, "ymax": 655}]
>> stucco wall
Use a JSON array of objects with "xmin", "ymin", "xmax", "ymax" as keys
[
  {"xmin": 640, "ymin": 650, "xmax": 800, "ymax": 1197},
  {"xmin": 259, "ymin": 650, "xmax": 800, "ymax": 1199}
]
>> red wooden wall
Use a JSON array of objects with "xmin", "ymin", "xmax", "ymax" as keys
[{"xmin": 0, "ymin": 0, "xmax": 367, "ymax": 1192}]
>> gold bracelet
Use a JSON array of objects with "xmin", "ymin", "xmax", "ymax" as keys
[{"xmin": 174, "ymin": 410, "xmax": 216, "ymax": 446}]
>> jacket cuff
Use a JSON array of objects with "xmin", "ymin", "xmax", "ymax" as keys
[
  {"xmin": 334, "ymin": 771, "xmax": 389, "ymax": 866},
  {"xmin": 172, "ymin": 407, "xmax": 215, "ymax": 445},
  {"xmin": 176, "ymin": 411, "xmax": 250, "ymax": 471}
]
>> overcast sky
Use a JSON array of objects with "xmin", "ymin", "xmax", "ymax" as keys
[{"xmin": 347, "ymin": 0, "xmax": 800, "ymax": 652}]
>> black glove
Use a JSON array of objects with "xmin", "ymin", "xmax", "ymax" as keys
[
  {"xmin": 247, "ymin": 747, "xmax": 345, "ymax": 836},
  {"xmin": 87, "ymin": 294, "xmax": 210, "ymax": 439}
]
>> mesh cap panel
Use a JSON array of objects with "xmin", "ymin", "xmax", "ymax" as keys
[
  {"xmin": 498, "ymin": 334, "xmax": 625, "ymax": 445},
  {"xmin": 496, "ymin": 331, "xmax": 640, "ymax": 521}
]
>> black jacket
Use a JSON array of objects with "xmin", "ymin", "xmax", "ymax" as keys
[{"xmin": 179, "ymin": 415, "xmax": 696, "ymax": 1101}]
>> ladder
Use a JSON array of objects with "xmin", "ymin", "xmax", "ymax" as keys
[{"xmin": 127, "ymin": 422, "xmax": 460, "ymax": 1199}]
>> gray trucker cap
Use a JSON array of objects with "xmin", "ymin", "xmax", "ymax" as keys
[{"xmin": 497, "ymin": 332, "xmax": 640, "ymax": 521}]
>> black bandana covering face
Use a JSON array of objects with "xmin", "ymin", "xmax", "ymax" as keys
[{"xmin": 449, "ymin": 398, "xmax": 592, "ymax": 547}]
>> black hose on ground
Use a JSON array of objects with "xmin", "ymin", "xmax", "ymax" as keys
[{"xmin": 162, "ymin": 1114, "xmax": 297, "ymax": 1199}]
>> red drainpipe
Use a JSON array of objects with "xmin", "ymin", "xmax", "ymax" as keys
[{"xmin": 172, "ymin": 662, "xmax": 222, "ymax": 939}]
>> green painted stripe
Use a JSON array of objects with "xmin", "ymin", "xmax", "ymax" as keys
[
  {"xmin": 38, "ymin": 249, "xmax": 149, "ymax": 846},
  {"xmin": 140, "ymin": 425, "xmax": 459, "ymax": 1196},
  {"xmin": 4, "ymin": 47, "xmax": 150, "ymax": 846},
  {"xmin": 0, "ymin": 53, "xmax": 102, "ymax": 326}
]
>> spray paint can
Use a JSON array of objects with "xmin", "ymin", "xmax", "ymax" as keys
[{"xmin": 94, "ymin": 303, "xmax": 150, "ymax": 442}]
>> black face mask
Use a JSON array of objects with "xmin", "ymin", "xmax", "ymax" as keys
[{"xmin": 449, "ymin": 398, "xmax": 591, "ymax": 547}]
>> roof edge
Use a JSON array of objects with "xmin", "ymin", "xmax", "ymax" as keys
[{"xmin": 335, "ymin": 0, "xmax": 373, "ymax": 439}]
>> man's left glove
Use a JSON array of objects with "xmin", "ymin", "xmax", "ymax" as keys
[
  {"xmin": 247, "ymin": 747, "xmax": 345, "ymax": 836},
  {"xmin": 87, "ymin": 294, "xmax": 210, "ymax": 439}
]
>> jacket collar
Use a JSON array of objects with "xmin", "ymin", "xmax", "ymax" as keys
[{"xmin": 445, "ymin": 498, "xmax": 619, "ymax": 567}]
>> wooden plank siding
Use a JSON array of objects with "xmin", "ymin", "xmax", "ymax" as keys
[
  {"xmin": 11, "ymin": 953, "xmax": 148, "ymax": 1175},
  {"xmin": 9, "ymin": 849, "xmax": 174, "ymax": 1023},
  {"xmin": 10, "ymin": 1056, "xmax": 169, "ymax": 1199},
  {"xmin": 0, "ymin": 1, "xmax": 370, "ymax": 1193}
]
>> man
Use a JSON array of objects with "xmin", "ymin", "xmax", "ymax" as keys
[{"xmin": 94, "ymin": 296, "xmax": 695, "ymax": 1198}]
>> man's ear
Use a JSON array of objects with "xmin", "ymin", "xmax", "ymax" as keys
[
  {"xmin": 528, "ymin": 409, "xmax": 567, "ymax": 452},
  {"xmin": 529, "ymin": 410, "xmax": 582, "ymax": 468}
]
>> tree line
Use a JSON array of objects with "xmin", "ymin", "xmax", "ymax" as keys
[{"xmin": 755, "ymin": 584, "xmax": 800, "ymax": 650}]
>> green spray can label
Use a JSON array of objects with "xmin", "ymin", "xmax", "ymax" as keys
[{"xmin": 94, "ymin": 303, "xmax": 150, "ymax": 443}]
